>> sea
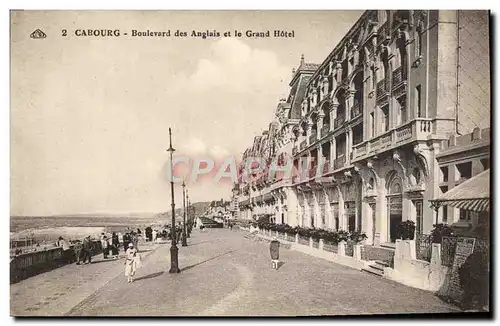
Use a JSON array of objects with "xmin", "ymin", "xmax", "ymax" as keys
[{"xmin": 10, "ymin": 215, "xmax": 164, "ymax": 244}]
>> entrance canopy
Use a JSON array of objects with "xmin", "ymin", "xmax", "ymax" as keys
[{"xmin": 431, "ymin": 169, "xmax": 490, "ymax": 212}]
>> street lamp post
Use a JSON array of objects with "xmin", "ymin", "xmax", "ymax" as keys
[
  {"xmin": 186, "ymin": 194, "xmax": 191, "ymax": 238},
  {"xmin": 167, "ymin": 127, "xmax": 181, "ymax": 274},
  {"xmin": 181, "ymin": 181, "xmax": 188, "ymax": 247}
]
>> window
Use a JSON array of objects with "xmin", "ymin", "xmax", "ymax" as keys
[
  {"xmin": 456, "ymin": 162, "xmax": 472, "ymax": 181},
  {"xmin": 371, "ymin": 67, "xmax": 376, "ymax": 91},
  {"xmin": 480, "ymin": 158, "xmax": 489, "ymax": 171},
  {"xmin": 370, "ymin": 112, "xmax": 375, "ymax": 137},
  {"xmin": 381, "ymin": 105, "xmax": 389, "ymax": 132},
  {"xmin": 440, "ymin": 166, "xmax": 449, "ymax": 183},
  {"xmin": 352, "ymin": 124, "xmax": 363, "ymax": 145},
  {"xmin": 459, "ymin": 209, "xmax": 473, "ymax": 222},
  {"xmin": 398, "ymin": 96, "xmax": 407, "ymax": 124},
  {"xmin": 442, "ymin": 206, "xmax": 448, "ymax": 223},
  {"xmin": 416, "ymin": 85, "xmax": 423, "ymax": 117},
  {"xmin": 416, "ymin": 28, "xmax": 423, "ymax": 57}
]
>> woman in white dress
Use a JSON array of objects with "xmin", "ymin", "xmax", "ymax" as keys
[{"xmin": 124, "ymin": 243, "xmax": 138, "ymax": 283}]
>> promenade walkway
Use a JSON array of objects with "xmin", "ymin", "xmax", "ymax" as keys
[
  {"xmin": 10, "ymin": 241, "xmax": 161, "ymax": 316},
  {"xmin": 12, "ymin": 229, "xmax": 459, "ymax": 316}
]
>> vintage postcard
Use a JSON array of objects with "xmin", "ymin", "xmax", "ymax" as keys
[{"xmin": 10, "ymin": 10, "xmax": 491, "ymax": 317}]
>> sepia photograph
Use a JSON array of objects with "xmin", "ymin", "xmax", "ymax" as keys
[{"xmin": 9, "ymin": 9, "xmax": 491, "ymax": 317}]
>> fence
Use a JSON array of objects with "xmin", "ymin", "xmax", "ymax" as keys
[
  {"xmin": 323, "ymin": 241, "xmax": 338, "ymax": 253},
  {"xmin": 361, "ymin": 245, "xmax": 394, "ymax": 263},
  {"xmin": 345, "ymin": 242, "xmax": 354, "ymax": 257},
  {"xmin": 416, "ymin": 234, "xmax": 432, "ymax": 262},
  {"xmin": 298, "ymin": 236, "xmax": 309, "ymax": 246},
  {"xmin": 312, "ymin": 239, "xmax": 319, "ymax": 249}
]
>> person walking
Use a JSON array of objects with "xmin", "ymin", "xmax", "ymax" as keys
[
  {"xmin": 73, "ymin": 240, "xmax": 83, "ymax": 265},
  {"xmin": 270, "ymin": 236, "xmax": 280, "ymax": 270},
  {"xmin": 123, "ymin": 233, "xmax": 130, "ymax": 252},
  {"xmin": 112, "ymin": 232, "xmax": 119, "ymax": 258},
  {"xmin": 82, "ymin": 236, "xmax": 93, "ymax": 264},
  {"xmin": 57, "ymin": 237, "xmax": 72, "ymax": 264},
  {"xmin": 101, "ymin": 234, "xmax": 108, "ymax": 259},
  {"xmin": 124, "ymin": 243, "xmax": 138, "ymax": 283}
]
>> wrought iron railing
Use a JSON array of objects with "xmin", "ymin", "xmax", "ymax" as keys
[
  {"xmin": 333, "ymin": 155, "xmax": 346, "ymax": 170},
  {"xmin": 376, "ymin": 79, "xmax": 387, "ymax": 97},
  {"xmin": 351, "ymin": 102, "xmax": 362, "ymax": 119},
  {"xmin": 416, "ymin": 233, "xmax": 432, "ymax": 262},
  {"xmin": 334, "ymin": 115, "xmax": 345, "ymax": 129},
  {"xmin": 441, "ymin": 236, "xmax": 458, "ymax": 267},
  {"xmin": 392, "ymin": 66, "xmax": 406, "ymax": 88}
]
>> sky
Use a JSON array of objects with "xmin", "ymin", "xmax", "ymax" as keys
[{"xmin": 10, "ymin": 10, "xmax": 363, "ymax": 216}]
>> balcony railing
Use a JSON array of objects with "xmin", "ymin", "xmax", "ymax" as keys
[
  {"xmin": 392, "ymin": 66, "xmax": 406, "ymax": 89},
  {"xmin": 322, "ymin": 160, "xmax": 331, "ymax": 174},
  {"xmin": 300, "ymin": 140, "xmax": 307, "ymax": 150},
  {"xmin": 321, "ymin": 124, "xmax": 330, "ymax": 138},
  {"xmin": 376, "ymin": 79, "xmax": 387, "ymax": 97},
  {"xmin": 333, "ymin": 155, "xmax": 346, "ymax": 170},
  {"xmin": 309, "ymin": 130, "xmax": 317, "ymax": 144},
  {"xmin": 351, "ymin": 118, "xmax": 434, "ymax": 161},
  {"xmin": 308, "ymin": 165, "xmax": 317, "ymax": 178},
  {"xmin": 350, "ymin": 102, "xmax": 362, "ymax": 119},
  {"xmin": 334, "ymin": 115, "xmax": 345, "ymax": 129}
]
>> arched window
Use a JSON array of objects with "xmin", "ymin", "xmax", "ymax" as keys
[
  {"xmin": 386, "ymin": 171, "xmax": 403, "ymax": 195},
  {"xmin": 368, "ymin": 178, "xmax": 375, "ymax": 190}
]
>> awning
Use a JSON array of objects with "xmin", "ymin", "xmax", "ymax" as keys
[{"xmin": 431, "ymin": 169, "xmax": 490, "ymax": 212}]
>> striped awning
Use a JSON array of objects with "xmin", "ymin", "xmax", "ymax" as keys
[{"xmin": 431, "ymin": 169, "xmax": 490, "ymax": 212}]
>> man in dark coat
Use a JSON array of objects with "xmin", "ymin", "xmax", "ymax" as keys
[{"xmin": 270, "ymin": 236, "xmax": 280, "ymax": 270}]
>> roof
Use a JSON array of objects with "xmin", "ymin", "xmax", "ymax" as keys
[{"xmin": 431, "ymin": 169, "xmax": 490, "ymax": 212}]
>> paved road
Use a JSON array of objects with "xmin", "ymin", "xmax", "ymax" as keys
[{"xmin": 66, "ymin": 229, "xmax": 458, "ymax": 316}]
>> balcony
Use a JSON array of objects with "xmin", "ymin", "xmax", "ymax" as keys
[
  {"xmin": 322, "ymin": 160, "xmax": 331, "ymax": 174},
  {"xmin": 392, "ymin": 66, "xmax": 406, "ymax": 89},
  {"xmin": 333, "ymin": 155, "xmax": 346, "ymax": 170},
  {"xmin": 300, "ymin": 140, "xmax": 307, "ymax": 151},
  {"xmin": 309, "ymin": 130, "xmax": 317, "ymax": 144},
  {"xmin": 308, "ymin": 165, "xmax": 317, "ymax": 178},
  {"xmin": 376, "ymin": 79, "xmax": 387, "ymax": 98},
  {"xmin": 350, "ymin": 102, "xmax": 362, "ymax": 119},
  {"xmin": 351, "ymin": 118, "xmax": 434, "ymax": 161},
  {"xmin": 321, "ymin": 124, "xmax": 330, "ymax": 138},
  {"xmin": 334, "ymin": 115, "xmax": 346, "ymax": 129}
]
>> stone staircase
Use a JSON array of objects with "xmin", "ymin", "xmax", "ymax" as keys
[{"xmin": 362, "ymin": 260, "xmax": 390, "ymax": 277}]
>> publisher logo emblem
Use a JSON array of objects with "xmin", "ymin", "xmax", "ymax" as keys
[{"xmin": 30, "ymin": 29, "xmax": 46, "ymax": 39}]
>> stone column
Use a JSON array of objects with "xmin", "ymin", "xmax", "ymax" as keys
[
  {"xmin": 317, "ymin": 112, "xmax": 324, "ymax": 141},
  {"xmin": 309, "ymin": 237, "xmax": 314, "ymax": 248},
  {"xmin": 431, "ymin": 243, "xmax": 442, "ymax": 265},
  {"xmin": 338, "ymin": 187, "xmax": 345, "ymax": 230},
  {"xmin": 336, "ymin": 62, "xmax": 342, "ymax": 83},
  {"xmin": 295, "ymin": 233, "xmax": 299, "ymax": 243},
  {"xmin": 376, "ymin": 185, "xmax": 388, "ymax": 245},
  {"xmin": 330, "ymin": 103, "xmax": 338, "ymax": 132},
  {"xmin": 346, "ymin": 127, "xmax": 352, "ymax": 165},
  {"xmin": 320, "ymin": 238, "xmax": 325, "ymax": 250},
  {"xmin": 306, "ymin": 120, "xmax": 313, "ymax": 145},
  {"xmin": 353, "ymin": 244, "xmax": 362, "ymax": 261},
  {"xmin": 338, "ymin": 241, "xmax": 346, "ymax": 256}
]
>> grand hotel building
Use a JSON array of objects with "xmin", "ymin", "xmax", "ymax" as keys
[{"xmin": 234, "ymin": 10, "xmax": 490, "ymax": 246}]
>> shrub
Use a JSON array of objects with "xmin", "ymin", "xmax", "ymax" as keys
[
  {"xmin": 398, "ymin": 220, "xmax": 416, "ymax": 240},
  {"xmin": 337, "ymin": 230, "xmax": 350, "ymax": 243},
  {"xmin": 459, "ymin": 248, "xmax": 489, "ymax": 310},
  {"xmin": 430, "ymin": 223, "xmax": 454, "ymax": 243},
  {"xmin": 349, "ymin": 231, "xmax": 368, "ymax": 244}
]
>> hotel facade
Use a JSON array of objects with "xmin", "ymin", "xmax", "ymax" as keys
[{"xmin": 234, "ymin": 10, "xmax": 490, "ymax": 247}]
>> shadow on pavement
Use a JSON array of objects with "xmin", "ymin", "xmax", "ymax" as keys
[
  {"xmin": 135, "ymin": 271, "xmax": 165, "ymax": 282},
  {"xmin": 187, "ymin": 241, "xmax": 211, "ymax": 247},
  {"xmin": 181, "ymin": 250, "xmax": 234, "ymax": 272},
  {"xmin": 86, "ymin": 259, "xmax": 119, "ymax": 265},
  {"xmin": 277, "ymin": 261, "xmax": 285, "ymax": 270}
]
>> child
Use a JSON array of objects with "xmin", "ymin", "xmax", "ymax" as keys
[{"xmin": 269, "ymin": 236, "xmax": 280, "ymax": 270}]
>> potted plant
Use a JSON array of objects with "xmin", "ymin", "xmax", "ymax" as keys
[
  {"xmin": 430, "ymin": 223, "xmax": 454, "ymax": 243},
  {"xmin": 398, "ymin": 220, "xmax": 416, "ymax": 240}
]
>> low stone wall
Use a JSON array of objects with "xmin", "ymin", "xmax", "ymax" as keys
[
  {"xmin": 383, "ymin": 240, "xmax": 450, "ymax": 293},
  {"xmin": 10, "ymin": 240, "xmax": 103, "ymax": 284},
  {"xmin": 253, "ymin": 230, "xmax": 366, "ymax": 271},
  {"xmin": 361, "ymin": 246, "xmax": 395, "ymax": 263}
]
